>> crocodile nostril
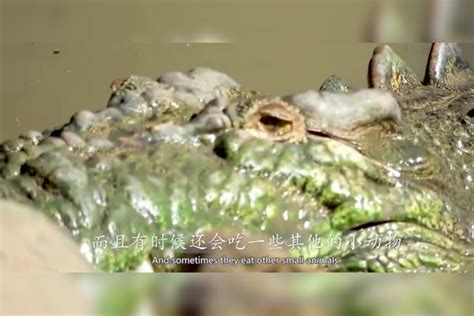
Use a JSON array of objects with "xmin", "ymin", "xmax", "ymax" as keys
[
  {"xmin": 466, "ymin": 108, "xmax": 474, "ymax": 118},
  {"xmin": 213, "ymin": 143, "xmax": 228, "ymax": 159}
]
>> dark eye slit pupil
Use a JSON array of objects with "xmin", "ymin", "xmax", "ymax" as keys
[{"xmin": 259, "ymin": 115, "xmax": 291, "ymax": 128}]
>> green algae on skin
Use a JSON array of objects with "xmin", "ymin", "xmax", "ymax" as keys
[
  {"xmin": 1, "ymin": 47, "xmax": 473, "ymax": 272},
  {"xmin": 1, "ymin": 107, "xmax": 470, "ymax": 272},
  {"xmin": 214, "ymin": 130, "xmax": 457, "ymax": 238}
]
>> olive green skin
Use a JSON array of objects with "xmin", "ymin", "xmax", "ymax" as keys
[{"xmin": 0, "ymin": 45, "xmax": 472, "ymax": 272}]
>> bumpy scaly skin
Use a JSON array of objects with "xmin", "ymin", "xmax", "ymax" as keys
[{"xmin": 0, "ymin": 46, "xmax": 472, "ymax": 272}]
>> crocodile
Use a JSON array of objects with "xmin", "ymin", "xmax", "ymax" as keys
[{"xmin": 0, "ymin": 43, "xmax": 472, "ymax": 272}]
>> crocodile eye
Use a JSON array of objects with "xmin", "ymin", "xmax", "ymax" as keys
[
  {"xmin": 244, "ymin": 99, "xmax": 306, "ymax": 142},
  {"xmin": 258, "ymin": 114, "xmax": 293, "ymax": 135}
]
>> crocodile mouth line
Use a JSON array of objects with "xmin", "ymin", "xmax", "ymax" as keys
[
  {"xmin": 329, "ymin": 220, "xmax": 473, "ymax": 272},
  {"xmin": 341, "ymin": 220, "xmax": 471, "ymax": 255},
  {"xmin": 346, "ymin": 219, "xmax": 398, "ymax": 232}
]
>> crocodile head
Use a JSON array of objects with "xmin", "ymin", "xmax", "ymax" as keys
[
  {"xmin": 174, "ymin": 82, "xmax": 401, "ymax": 146},
  {"xmin": 0, "ymin": 43, "xmax": 471, "ymax": 272}
]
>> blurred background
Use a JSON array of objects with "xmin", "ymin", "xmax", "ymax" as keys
[
  {"xmin": 3, "ymin": 272, "xmax": 474, "ymax": 315},
  {"xmin": 1, "ymin": 1, "xmax": 473, "ymax": 315},
  {"xmin": 1, "ymin": 0, "xmax": 473, "ymax": 141}
]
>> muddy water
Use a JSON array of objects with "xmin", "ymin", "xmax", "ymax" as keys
[{"xmin": 1, "ymin": 1, "xmax": 473, "ymax": 141}]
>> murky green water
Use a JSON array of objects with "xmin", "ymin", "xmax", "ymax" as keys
[{"xmin": 1, "ymin": 1, "xmax": 473, "ymax": 141}]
